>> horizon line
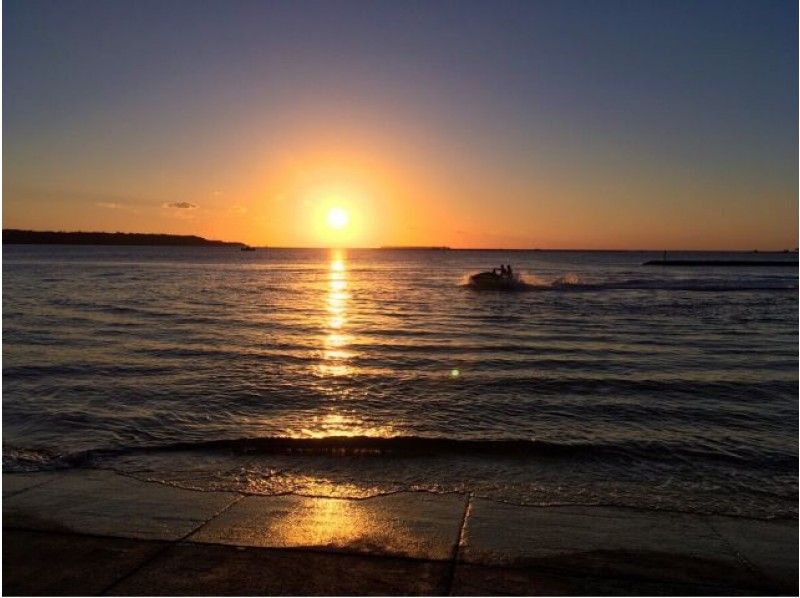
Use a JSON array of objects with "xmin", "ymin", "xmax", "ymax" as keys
[{"xmin": 2, "ymin": 229, "xmax": 797, "ymax": 253}]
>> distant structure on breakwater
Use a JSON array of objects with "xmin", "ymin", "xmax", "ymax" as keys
[
  {"xmin": 3, "ymin": 230, "xmax": 245, "ymax": 247},
  {"xmin": 644, "ymin": 259, "xmax": 797, "ymax": 267},
  {"xmin": 378, "ymin": 246, "xmax": 451, "ymax": 250}
]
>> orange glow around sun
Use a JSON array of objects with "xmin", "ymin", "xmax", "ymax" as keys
[{"xmin": 243, "ymin": 140, "xmax": 463, "ymax": 248}]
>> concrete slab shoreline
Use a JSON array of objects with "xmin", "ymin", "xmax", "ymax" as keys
[{"xmin": 3, "ymin": 470, "xmax": 797, "ymax": 595}]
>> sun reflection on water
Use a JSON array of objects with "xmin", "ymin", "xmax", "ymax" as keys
[
  {"xmin": 296, "ymin": 411, "xmax": 393, "ymax": 438},
  {"xmin": 300, "ymin": 251, "xmax": 393, "ymax": 439},
  {"xmin": 315, "ymin": 251, "xmax": 353, "ymax": 378}
]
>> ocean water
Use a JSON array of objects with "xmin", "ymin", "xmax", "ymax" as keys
[{"xmin": 3, "ymin": 245, "xmax": 798, "ymax": 518}]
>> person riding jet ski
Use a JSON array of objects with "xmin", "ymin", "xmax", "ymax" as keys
[{"xmin": 469, "ymin": 264, "xmax": 522, "ymax": 290}]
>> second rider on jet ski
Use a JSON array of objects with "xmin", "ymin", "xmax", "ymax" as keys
[{"xmin": 494, "ymin": 264, "xmax": 514, "ymax": 278}]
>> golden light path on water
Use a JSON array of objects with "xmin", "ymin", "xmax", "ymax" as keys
[
  {"xmin": 294, "ymin": 250, "xmax": 393, "ymax": 440},
  {"xmin": 321, "ymin": 253, "xmax": 351, "ymax": 375}
]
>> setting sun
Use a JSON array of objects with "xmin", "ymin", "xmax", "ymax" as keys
[
  {"xmin": 327, "ymin": 207, "xmax": 349, "ymax": 230},
  {"xmin": 3, "ymin": 3, "xmax": 797, "ymax": 594}
]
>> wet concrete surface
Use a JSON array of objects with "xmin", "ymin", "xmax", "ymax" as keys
[
  {"xmin": 450, "ymin": 563, "xmax": 757, "ymax": 596},
  {"xmin": 707, "ymin": 516, "xmax": 799, "ymax": 593},
  {"xmin": 189, "ymin": 492, "xmax": 466, "ymax": 560},
  {"xmin": 3, "ymin": 471, "xmax": 797, "ymax": 595},
  {"xmin": 458, "ymin": 499, "xmax": 767, "ymax": 587},
  {"xmin": 3, "ymin": 529, "xmax": 166, "ymax": 596},
  {"xmin": 110, "ymin": 542, "xmax": 450, "ymax": 596},
  {"xmin": 3, "ymin": 470, "xmax": 239, "ymax": 541},
  {"xmin": 3, "ymin": 473, "xmax": 55, "ymax": 499}
]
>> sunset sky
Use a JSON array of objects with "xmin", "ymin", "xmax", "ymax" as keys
[{"xmin": 4, "ymin": 0, "xmax": 797, "ymax": 249}]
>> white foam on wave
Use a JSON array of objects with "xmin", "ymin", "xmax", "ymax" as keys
[
  {"xmin": 461, "ymin": 270, "xmax": 795, "ymax": 292},
  {"xmin": 459, "ymin": 270, "xmax": 583, "ymax": 289}
]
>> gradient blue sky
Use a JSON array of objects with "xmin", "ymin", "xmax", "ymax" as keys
[{"xmin": 4, "ymin": 0, "xmax": 797, "ymax": 248}]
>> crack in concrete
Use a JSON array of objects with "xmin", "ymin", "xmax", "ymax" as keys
[
  {"xmin": 2, "ymin": 477, "xmax": 57, "ymax": 500},
  {"xmin": 9, "ymin": 527, "xmax": 777, "ymax": 596},
  {"xmin": 98, "ymin": 493, "xmax": 246, "ymax": 595},
  {"xmin": 445, "ymin": 492, "xmax": 472, "ymax": 595},
  {"xmin": 704, "ymin": 516, "xmax": 775, "ymax": 591}
]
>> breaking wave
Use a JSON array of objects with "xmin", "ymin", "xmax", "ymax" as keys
[{"xmin": 5, "ymin": 434, "xmax": 796, "ymax": 473}]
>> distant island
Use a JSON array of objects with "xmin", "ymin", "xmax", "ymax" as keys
[{"xmin": 3, "ymin": 230, "xmax": 245, "ymax": 247}]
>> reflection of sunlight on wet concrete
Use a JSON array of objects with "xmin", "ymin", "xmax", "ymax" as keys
[
  {"xmin": 276, "ymin": 477, "xmax": 378, "ymax": 498},
  {"xmin": 265, "ymin": 495, "xmax": 414, "ymax": 551}
]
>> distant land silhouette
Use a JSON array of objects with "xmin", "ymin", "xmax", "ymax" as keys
[
  {"xmin": 3, "ymin": 230, "xmax": 244, "ymax": 247},
  {"xmin": 379, "ymin": 246, "xmax": 451, "ymax": 250}
]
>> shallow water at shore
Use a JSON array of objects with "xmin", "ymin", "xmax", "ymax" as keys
[{"xmin": 3, "ymin": 246, "xmax": 798, "ymax": 517}]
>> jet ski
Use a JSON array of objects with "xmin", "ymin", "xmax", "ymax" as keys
[{"xmin": 468, "ymin": 271, "xmax": 525, "ymax": 290}]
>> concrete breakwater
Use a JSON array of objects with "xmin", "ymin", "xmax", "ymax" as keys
[
  {"xmin": 3, "ymin": 469, "xmax": 797, "ymax": 595},
  {"xmin": 643, "ymin": 259, "xmax": 797, "ymax": 267}
]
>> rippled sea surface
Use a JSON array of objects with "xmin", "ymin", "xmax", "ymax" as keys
[{"xmin": 3, "ymin": 246, "xmax": 798, "ymax": 517}]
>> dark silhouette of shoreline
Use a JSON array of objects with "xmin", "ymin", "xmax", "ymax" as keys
[
  {"xmin": 378, "ymin": 246, "xmax": 451, "ymax": 250},
  {"xmin": 3, "ymin": 230, "xmax": 244, "ymax": 247}
]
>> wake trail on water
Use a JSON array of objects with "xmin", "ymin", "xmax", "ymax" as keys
[{"xmin": 459, "ymin": 271, "xmax": 796, "ymax": 292}]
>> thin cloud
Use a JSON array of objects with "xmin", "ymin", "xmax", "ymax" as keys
[
  {"xmin": 95, "ymin": 201, "xmax": 139, "ymax": 214},
  {"xmin": 163, "ymin": 202, "xmax": 197, "ymax": 209}
]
